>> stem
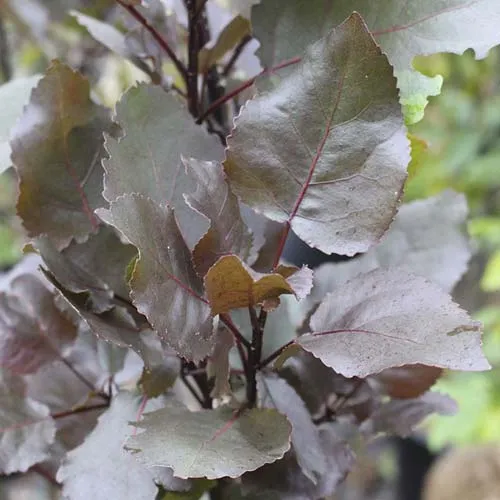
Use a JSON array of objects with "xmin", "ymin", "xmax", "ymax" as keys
[
  {"xmin": 198, "ymin": 56, "xmax": 302, "ymax": 124},
  {"xmin": 220, "ymin": 313, "xmax": 251, "ymax": 349},
  {"xmin": 51, "ymin": 402, "xmax": 110, "ymax": 420},
  {"xmin": 115, "ymin": 0, "xmax": 187, "ymax": 82},
  {"xmin": 185, "ymin": 0, "xmax": 200, "ymax": 117},
  {"xmin": 180, "ymin": 369, "xmax": 205, "ymax": 407},
  {"xmin": 0, "ymin": 14, "xmax": 12, "ymax": 82},
  {"xmin": 258, "ymin": 340, "xmax": 294, "ymax": 369},
  {"xmin": 246, "ymin": 306, "xmax": 264, "ymax": 407},
  {"xmin": 272, "ymin": 221, "xmax": 291, "ymax": 269},
  {"xmin": 193, "ymin": 0, "xmax": 210, "ymax": 24},
  {"xmin": 222, "ymin": 34, "xmax": 252, "ymax": 77},
  {"xmin": 59, "ymin": 356, "xmax": 109, "ymax": 401}
]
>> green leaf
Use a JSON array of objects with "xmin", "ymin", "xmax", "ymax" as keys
[
  {"xmin": 258, "ymin": 374, "xmax": 326, "ymax": 484},
  {"xmin": 182, "ymin": 158, "xmax": 253, "ymax": 276},
  {"xmin": 397, "ymin": 70, "xmax": 443, "ymax": 125},
  {"xmin": 225, "ymin": 13, "xmax": 409, "ymax": 256},
  {"xmin": 310, "ymin": 190, "xmax": 471, "ymax": 302},
  {"xmin": 361, "ymin": 391, "xmax": 458, "ymax": 438},
  {"xmin": 0, "ymin": 75, "xmax": 41, "ymax": 174},
  {"xmin": 298, "ymin": 267, "xmax": 490, "ymax": 378},
  {"xmin": 0, "ymin": 369, "xmax": 56, "ymax": 474},
  {"xmin": 0, "ymin": 273, "xmax": 77, "ymax": 374},
  {"xmin": 126, "ymin": 403, "xmax": 291, "ymax": 479},
  {"xmin": 97, "ymin": 194, "xmax": 214, "ymax": 362},
  {"xmin": 102, "ymin": 84, "xmax": 224, "ymax": 248},
  {"xmin": 11, "ymin": 61, "xmax": 116, "ymax": 249},
  {"xmin": 252, "ymin": 0, "xmax": 500, "ymax": 119},
  {"xmin": 57, "ymin": 391, "xmax": 166, "ymax": 500}
]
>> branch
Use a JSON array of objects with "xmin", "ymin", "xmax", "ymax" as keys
[
  {"xmin": 257, "ymin": 340, "xmax": 295, "ymax": 369},
  {"xmin": 58, "ymin": 355, "xmax": 109, "ymax": 402},
  {"xmin": 115, "ymin": 0, "xmax": 187, "ymax": 82},
  {"xmin": 0, "ymin": 13, "xmax": 12, "ymax": 82},
  {"xmin": 185, "ymin": 0, "xmax": 200, "ymax": 117},
  {"xmin": 197, "ymin": 56, "xmax": 302, "ymax": 124},
  {"xmin": 246, "ymin": 306, "xmax": 264, "ymax": 407},
  {"xmin": 51, "ymin": 402, "xmax": 110, "ymax": 420}
]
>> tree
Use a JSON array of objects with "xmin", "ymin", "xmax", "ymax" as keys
[{"xmin": 0, "ymin": 1, "xmax": 498, "ymax": 498}]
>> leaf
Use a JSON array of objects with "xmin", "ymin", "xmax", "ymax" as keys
[
  {"xmin": 281, "ymin": 350, "xmax": 375, "ymax": 418},
  {"xmin": 182, "ymin": 157, "xmax": 253, "ymax": 276},
  {"xmin": 481, "ymin": 249, "xmax": 500, "ymax": 292},
  {"xmin": 43, "ymin": 271, "xmax": 154, "ymax": 366},
  {"xmin": 57, "ymin": 225, "xmax": 138, "ymax": 301},
  {"xmin": 398, "ymin": 70, "xmax": 443, "ymax": 125},
  {"xmin": 57, "ymin": 391, "xmax": 165, "ymax": 500},
  {"xmin": 0, "ymin": 75, "xmax": 41, "ymax": 174},
  {"xmin": 204, "ymin": 255, "xmax": 295, "ymax": 315},
  {"xmin": 11, "ymin": 60, "xmax": 117, "ymax": 249},
  {"xmin": 252, "ymin": 0, "xmax": 500, "ymax": 118},
  {"xmin": 139, "ymin": 355, "xmax": 180, "ymax": 399},
  {"xmin": 275, "ymin": 265, "xmax": 313, "ymax": 301},
  {"xmin": 258, "ymin": 374, "xmax": 326, "ymax": 484},
  {"xmin": 407, "ymin": 133, "xmax": 429, "ymax": 180},
  {"xmin": 71, "ymin": 11, "xmax": 152, "ymax": 76},
  {"xmin": 0, "ymin": 273, "xmax": 77, "ymax": 375},
  {"xmin": 37, "ymin": 237, "xmax": 111, "ymax": 313},
  {"xmin": 360, "ymin": 391, "xmax": 458, "ymax": 438},
  {"xmin": 0, "ymin": 369, "xmax": 56, "ymax": 474},
  {"xmin": 376, "ymin": 365, "xmax": 443, "ymax": 399},
  {"xmin": 207, "ymin": 325, "xmax": 234, "ymax": 399},
  {"xmin": 310, "ymin": 190, "xmax": 472, "ymax": 303},
  {"xmin": 199, "ymin": 15, "xmax": 251, "ymax": 73},
  {"xmin": 97, "ymin": 194, "xmax": 214, "ymax": 362},
  {"xmin": 225, "ymin": 13, "xmax": 409, "ymax": 256},
  {"xmin": 126, "ymin": 402, "xmax": 291, "ymax": 479},
  {"xmin": 242, "ymin": 426, "xmax": 355, "ymax": 499},
  {"xmin": 298, "ymin": 267, "xmax": 490, "ymax": 378},
  {"xmin": 102, "ymin": 84, "xmax": 224, "ymax": 248}
]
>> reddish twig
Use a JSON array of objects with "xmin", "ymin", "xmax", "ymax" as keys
[
  {"xmin": 197, "ymin": 56, "xmax": 302, "ymax": 124},
  {"xmin": 115, "ymin": 0, "xmax": 187, "ymax": 82}
]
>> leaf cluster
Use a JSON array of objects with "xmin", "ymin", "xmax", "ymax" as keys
[{"xmin": 0, "ymin": 0, "xmax": 498, "ymax": 498}]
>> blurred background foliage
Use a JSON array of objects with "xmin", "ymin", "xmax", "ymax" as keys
[
  {"xmin": 1, "ymin": 1, "xmax": 500, "ymax": 498},
  {"xmin": 406, "ymin": 48, "xmax": 500, "ymax": 450}
]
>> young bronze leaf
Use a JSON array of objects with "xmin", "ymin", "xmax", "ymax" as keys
[
  {"xmin": 310, "ymin": 191, "xmax": 471, "ymax": 303},
  {"xmin": 126, "ymin": 403, "xmax": 291, "ymax": 479},
  {"xmin": 225, "ymin": 13, "xmax": 409, "ymax": 256},
  {"xmin": 57, "ymin": 392, "xmax": 163, "ymax": 500},
  {"xmin": 182, "ymin": 157, "xmax": 253, "ymax": 276},
  {"xmin": 258, "ymin": 374, "xmax": 326, "ymax": 484},
  {"xmin": 204, "ymin": 255, "xmax": 295, "ymax": 315},
  {"xmin": 0, "ymin": 274, "xmax": 77, "ymax": 375},
  {"xmin": 0, "ymin": 369, "xmax": 56, "ymax": 474},
  {"xmin": 275, "ymin": 265, "xmax": 314, "ymax": 300},
  {"xmin": 103, "ymin": 84, "xmax": 224, "ymax": 248},
  {"xmin": 360, "ymin": 391, "xmax": 458, "ymax": 438},
  {"xmin": 376, "ymin": 365, "xmax": 444, "ymax": 399},
  {"xmin": 97, "ymin": 194, "xmax": 214, "ymax": 362},
  {"xmin": 298, "ymin": 267, "xmax": 490, "ymax": 378},
  {"xmin": 11, "ymin": 60, "xmax": 116, "ymax": 249}
]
